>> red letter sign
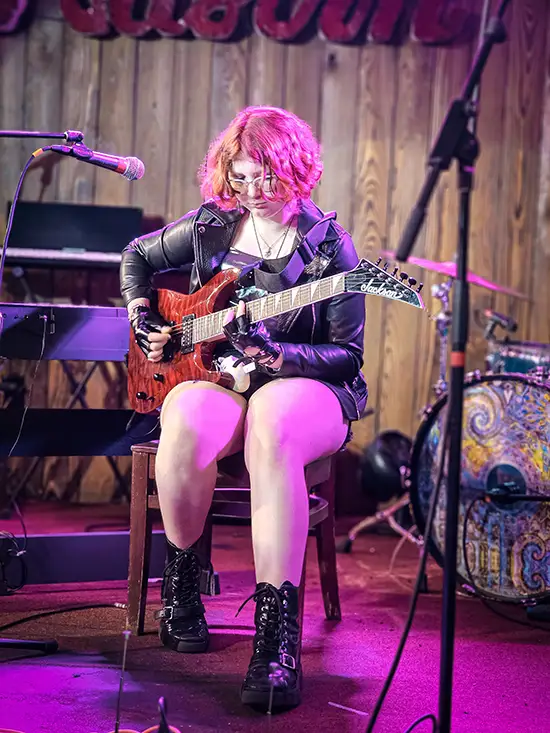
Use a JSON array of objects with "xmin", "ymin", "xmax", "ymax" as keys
[
  {"xmin": 186, "ymin": 0, "xmax": 250, "ymax": 41},
  {"xmin": 60, "ymin": 0, "xmax": 111, "ymax": 35},
  {"xmin": 254, "ymin": 0, "xmax": 322, "ymax": 42},
  {"xmin": 0, "ymin": 0, "xmax": 26, "ymax": 32}
]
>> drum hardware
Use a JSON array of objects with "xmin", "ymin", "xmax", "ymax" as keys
[
  {"xmin": 337, "ymin": 429, "xmax": 420, "ymax": 552},
  {"xmin": 485, "ymin": 337, "xmax": 550, "ymax": 376},
  {"xmin": 337, "ymin": 493, "xmax": 420, "ymax": 550},
  {"xmin": 431, "ymin": 279, "xmax": 452, "ymax": 399},
  {"xmin": 474, "ymin": 307, "xmax": 517, "ymax": 341}
]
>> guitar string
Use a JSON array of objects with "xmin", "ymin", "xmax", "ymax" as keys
[
  {"xmin": 166, "ymin": 274, "xmax": 424, "ymax": 334},
  {"xmin": 165, "ymin": 277, "xmax": 425, "ymax": 337}
]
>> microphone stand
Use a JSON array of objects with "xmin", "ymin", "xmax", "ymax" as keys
[
  {"xmin": 0, "ymin": 129, "xmax": 84, "ymax": 655},
  {"xmin": 0, "ymin": 129, "xmax": 84, "ymax": 141},
  {"xmin": 394, "ymin": 2, "xmax": 512, "ymax": 732},
  {"xmin": 0, "ymin": 129, "xmax": 85, "ymax": 299}
]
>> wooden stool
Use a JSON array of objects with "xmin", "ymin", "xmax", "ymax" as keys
[{"xmin": 127, "ymin": 440, "xmax": 341, "ymax": 635}]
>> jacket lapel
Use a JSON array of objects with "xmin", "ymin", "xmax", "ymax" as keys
[{"xmin": 193, "ymin": 205, "xmax": 243, "ymax": 287}]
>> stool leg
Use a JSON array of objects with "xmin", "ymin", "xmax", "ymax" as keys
[
  {"xmin": 127, "ymin": 451, "xmax": 153, "ymax": 635},
  {"xmin": 196, "ymin": 513, "xmax": 220, "ymax": 595},
  {"xmin": 298, "ymin": 548, "xmax": 307, "ymax": 648},
  {"xmin": 314, "ymin": 468, "xmax": 341, "ymax": 621}
]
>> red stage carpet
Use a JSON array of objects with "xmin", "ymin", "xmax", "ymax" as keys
[{"xmin": 0, "ymin": 507, "xmax": 548, "ymax": 733}]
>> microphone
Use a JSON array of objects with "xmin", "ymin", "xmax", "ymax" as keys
[
  {"xmin": 37, "ymin": 142, "xmax": 145, "ymax": 181},
  {"xmin": 481, "ymin": 308, "xmax": 517, "ymax": 333}
]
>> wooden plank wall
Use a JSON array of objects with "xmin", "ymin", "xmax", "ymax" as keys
[{"xmin": 0, "ymin": 0, "xmax": 549, "ymax": 501}]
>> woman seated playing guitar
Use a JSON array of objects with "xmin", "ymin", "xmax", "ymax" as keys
[{"xmin": 120, "ymin": 105, "xmax": 367, "ymax": 712}]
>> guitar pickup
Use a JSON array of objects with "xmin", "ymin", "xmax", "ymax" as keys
[{"xmin": 178, "ymin": 314, "xmax": 195, "ymax": 355}]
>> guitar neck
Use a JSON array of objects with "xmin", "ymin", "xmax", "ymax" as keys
[{"xmin": 192, "ymin": 272, "xmax": 346, "ymax": 344}]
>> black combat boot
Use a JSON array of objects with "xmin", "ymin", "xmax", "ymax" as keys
[
  {"xmin": 154, "ymin": 539, "xmax": 209, "ymax": 653},
  {"xmin": 238, "ymin": 581, "xmax": 302, "ymax": 711}
]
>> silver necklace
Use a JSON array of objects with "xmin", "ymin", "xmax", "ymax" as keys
[{"xmin": 250, "ymin": 214, "xmax": 294, "ymax": 259}]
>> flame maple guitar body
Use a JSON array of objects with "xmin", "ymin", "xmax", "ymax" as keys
[{"xmin": 127, "ymin": 269, "xmax": 240, "ymax": 414}]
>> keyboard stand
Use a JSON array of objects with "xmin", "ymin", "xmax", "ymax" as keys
[{"xmin": 3, "ymin": 268, "xmax": 130, "ymax": 510}]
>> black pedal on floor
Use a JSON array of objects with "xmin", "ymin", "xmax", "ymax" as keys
[
  {"xmin": 526, "ymin": 602, "xmax": 550, "ymax": 622},
  {"xmin": 201, "ymin": 568, "xmax": 220, "ymax": 595}
]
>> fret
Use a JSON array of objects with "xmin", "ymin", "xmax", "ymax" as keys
[
  {"xmin": 213, "ymin": 310, "xmax": 222, "ymax": 337},
  {"xmin": 335, "ymin": 274, "xmax": 345, "ymax": 294},
  {"xmin": 282, "ymin": 289, "xmax": 293, "ymax": 314},
  {"xmin": 264, "ymin": 293, "xmax": 276, "ymax": 319},
  {"xmin": 247, "ymin": 301, "xmax": 261, "ymax": 322}
]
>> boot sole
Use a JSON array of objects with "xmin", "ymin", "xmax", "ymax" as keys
[
  {"xmin": 159, "ymin": 628, "xmax": 209, "ymax": 654},
  {"xmin": 240, "ymin": 686, "xmax": 301, "ymax": 710}
]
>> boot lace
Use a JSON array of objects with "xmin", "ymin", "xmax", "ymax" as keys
[
  {"xmin": 236, "ymin": 583, "xmax": 297, "ymax": 665},
  {"xmin": 162, "ymin": 551, "xmax": 201, "ymax": 605}
]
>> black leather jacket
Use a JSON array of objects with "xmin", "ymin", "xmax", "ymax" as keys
[{"xmin": 120, "ymin": 199, "xmax": 368, "ymax": 421}]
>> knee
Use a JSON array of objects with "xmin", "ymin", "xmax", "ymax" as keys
[
  {"xmin": 245, "ymin": 394, "xmax": 295, "ymax": 462},
  {"xmin": 157, "ymin": 391, "xmax": 211, "ymax": 465}
]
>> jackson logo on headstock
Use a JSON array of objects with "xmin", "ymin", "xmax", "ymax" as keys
[
  {"xmin": 360, "ymin": 278, "xmax": 406, "ymax": 300},
  {"xmin": 1, "ymin": 0, "xmax": 476, "ymax": 44}
]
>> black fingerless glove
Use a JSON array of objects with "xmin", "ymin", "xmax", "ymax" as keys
[
  {"xmin": 223, "ymin": 313, "xmax": 281, "ymax": 369},
  {"xmin": 129, "ymin": 305, "xmax": 172, "ymax": 360}
]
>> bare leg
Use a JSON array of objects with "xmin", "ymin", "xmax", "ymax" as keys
[
  {"xmin": 244, "ymin": 378, "xmax": 348, "ymax": 587},
  {"xmin": 156, "ymin": 381, "xmax": 247, "ymax": 549}
]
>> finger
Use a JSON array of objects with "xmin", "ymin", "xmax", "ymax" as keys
[
  {"xmin": 148, "ymin": 332, "xmax": 171, "ymax": 343},
  {"xmin": 223, "ymin": 308, "xmax": 235, "ymax": 326},
  {"xmin": 244, "ymin": 346, "xmax": 260, "ymax": 356},
  {"xmin": 160, "ymin": 325, "xmax": 172, "ymax": 334},
  {"xmin": 237, "ymin": 300, "xmax": 246, "ymax": 318},
  {"xmin": 236, "ymin": 314, "xmax": 250, "ymax": 336},
  {"xmin": 147, "ymin": 345, "xmax": 163, "ymax": 361}
]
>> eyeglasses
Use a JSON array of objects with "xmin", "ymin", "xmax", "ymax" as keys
[{"xmin": 227, "ymin": 174, "xmax": 276, "ymax": 194}]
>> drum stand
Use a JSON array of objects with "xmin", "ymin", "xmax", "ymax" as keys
[{"xmin": 431, "ymin": 280, "xmax": 452, "ymax": 399}]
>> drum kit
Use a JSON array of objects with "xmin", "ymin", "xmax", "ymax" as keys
[{"xmin": 344, "ymin": 253, "xmax": 550, "ymax": 610}]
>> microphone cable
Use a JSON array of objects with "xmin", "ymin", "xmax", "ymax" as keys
[{"xmin": 0, "ymin": 151, "xmax": 42, "ymax": 319}]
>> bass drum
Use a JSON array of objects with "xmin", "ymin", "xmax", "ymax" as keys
[{"xmin": 409, "ymin": 373, "xmax": 550, "ymax": 604}]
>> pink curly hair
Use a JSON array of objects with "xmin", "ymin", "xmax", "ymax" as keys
[{"xmin": 198, "ymin": 106, "xmax": 323, "ymax": 210}]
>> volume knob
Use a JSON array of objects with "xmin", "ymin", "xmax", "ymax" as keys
[
  {"xmin": 153, "ymin": 373, "xmax": 165, "ymax": 383},
  {"xmin": 136, "ymin": 391, "xmax": 148, "ymax": 400}
]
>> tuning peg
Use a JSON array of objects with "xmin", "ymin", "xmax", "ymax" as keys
[
  {"xmin": 399, "ymin": 272, "xmax": 409, "ymax": 282},
  {"xmin": 375, "ymin": 257, "xmax": 382, "ymax": 266},
  {"xmin": 417, "ymin": 282, "xmax": 424, "ymax": 293},
  {"xmin": 383, "ymin": 261, "xmax": 389, "ymax": 271},
  {"xmin": 407, "ymin": 277, "xmax": 417, "ymax": 287}
]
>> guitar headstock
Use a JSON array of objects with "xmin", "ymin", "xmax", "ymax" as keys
[{"xmin": 344, "ymin": 258, "xmax": 425, "ymax": 310}]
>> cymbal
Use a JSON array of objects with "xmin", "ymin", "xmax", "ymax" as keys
[{"xmin": 380, "ymin": 251, "xmax": 529, "ymax": 300}]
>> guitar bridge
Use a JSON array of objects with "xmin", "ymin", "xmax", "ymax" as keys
[{"xmin": 178, "ymin": 314, "xmax": 195, "ymax": 354}]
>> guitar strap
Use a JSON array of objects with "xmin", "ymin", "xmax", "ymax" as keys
[{"xmin": 246, "ymin": 211, "xmax": 337, "ymax": 293}]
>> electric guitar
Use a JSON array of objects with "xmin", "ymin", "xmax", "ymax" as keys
[{"xmin": 127, "ymin": 257, "xmax": 424, "ymax": 413}]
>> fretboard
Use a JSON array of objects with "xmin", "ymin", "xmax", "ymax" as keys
[{"xmin": 192, "ymin": 272, "xmax": 346, "ymax": 344}]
